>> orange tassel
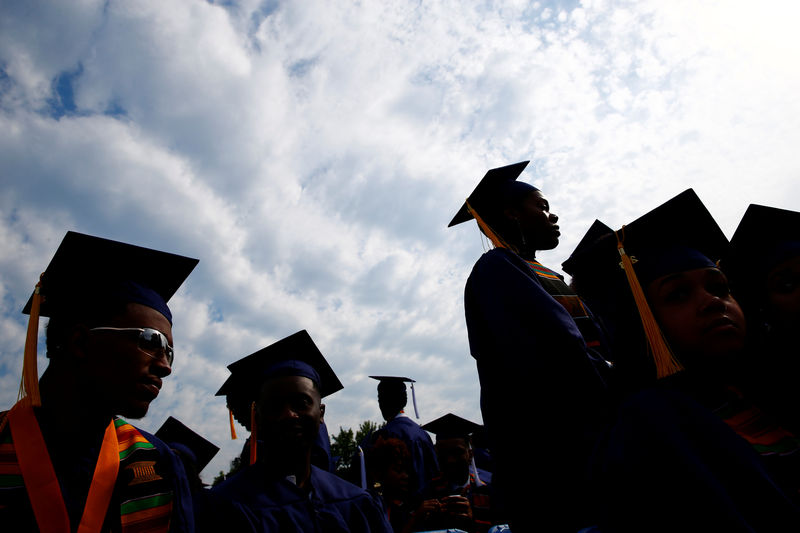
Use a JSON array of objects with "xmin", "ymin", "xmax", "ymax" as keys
[
  {"xmin": 466, "ymin": 200, "xmax": 516, "ymax": 253},
  {"xmin": 249, "ymin": 401, "xmax": 257, "ymax": 465},
  {"xmin": 19, "ymin": 276, "xmax": 43, "ymax": 407},
  {"xmin": 615, "ymin": 228, "xmax": 684, "ymax": 379},
  {"xmin": 229, "ymin": 409, "xmax": 237, "ymax": 440}
]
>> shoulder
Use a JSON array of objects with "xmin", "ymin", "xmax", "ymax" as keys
[
  {"xmin": 469, "ymin": 248, "xmax": 529, "ymax": 276},
  {"xmin": 311, "ymin": 466, "xmax": 370, "ymax": 501}
]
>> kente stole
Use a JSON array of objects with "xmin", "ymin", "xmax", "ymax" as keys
[
  {"xmin": 0, "ymin": 410, "xmax": 173, "ymax": 532},
  {"xmin": 525, "ymin": 259, "xmax": 604, "ymax": 351}
]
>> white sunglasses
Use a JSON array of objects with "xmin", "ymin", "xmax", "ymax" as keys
[{"xmin": 89, "ymin": 327, "xmax": 174, "ymax": 366}]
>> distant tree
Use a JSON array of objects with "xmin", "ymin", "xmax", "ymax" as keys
[
  {"xmin": 330, "ymin": 420, "xmax": 382, "ymax": 484},
  {"xmin": 211, "ymin": 455, "xmax": 243, "ymax": 487}
]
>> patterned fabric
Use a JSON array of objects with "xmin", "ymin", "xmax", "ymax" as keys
[
  {"xmin": 713, "ymin": 387, "xmax": 800, "ymax": 456},
  {"xmin": 525, "ymin": 259, "xmax": 608, "ymax": 353},
  {"xmin": 0, "ymin": 411, "xmax": 174, "ymax": 532}
]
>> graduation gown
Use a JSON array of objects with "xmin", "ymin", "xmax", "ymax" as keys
[
  {"xmin": 464, "ymin": 248, "xmax": 610, "ymax": 531},
  {"xmin": 374, "ymin": 414, "xmax": 439, "ymax": 496},
  {"xmin": 207, "ymin": 463, "xmax": 391, "ymax": 532}
]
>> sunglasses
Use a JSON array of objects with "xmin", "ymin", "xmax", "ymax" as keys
[{"xmin": 89, "ymin": 327, "xmax": 174, "ymax": 366}]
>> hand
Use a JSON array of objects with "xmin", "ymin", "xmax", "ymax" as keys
[{"xmin": 440, "ymin": 495, "xmax": 473, "ymax": 520}]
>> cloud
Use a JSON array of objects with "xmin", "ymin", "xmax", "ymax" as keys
[{"xmin": 1, "ymin": 0, "xmax": 799, "ymax": 479}]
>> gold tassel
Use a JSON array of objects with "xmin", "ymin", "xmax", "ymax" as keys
[
  {"xmin": 466, "ymin": 200, "xmax": 516, "ymax": 253},
  {"xmin": 249, "ymin": 401, "xmax": 257, "ymax": 465},
  {"xmin": 19, "ymin": 276, "xmax": 44, "ymax": 407},
  {"xmin": 615, "ymin": 228, "xmax": 684, "ymax": 379},
  {"xmin": 229, "ymin": 409, "xmax": 237, "ymax": 440}
]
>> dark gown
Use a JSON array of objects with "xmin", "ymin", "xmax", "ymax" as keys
[
  {"xmin": 594, "ymin": 387, "xmax": 800, "ymax": 532},
  {"xmin": 464, "ymin": 248, "xmax": 610, "ymax": 531},
  {"xmin": 206, "ymin": 463, "xmax": 391, "ymax": 532},
  {"xmin": 373, "ymin": 414, "xmax": 439, "ymax": 497}
]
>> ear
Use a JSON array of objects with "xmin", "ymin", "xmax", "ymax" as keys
[
  {"xmin": 502, "ymin": 205, "xmax": 520, "ymax": 221},
  {"xmin": 319, "ymin": 403, "xmax": 326, "ymax": 423},
  {"xmin": 66, "ymin": 324, "xmax": 92, "ymax": 361}
]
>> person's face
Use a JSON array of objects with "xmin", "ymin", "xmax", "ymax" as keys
[
  {"xmin": 257, "ymin": 375, "xmax": 324, "ymax": 454},
  {"xmin": 765, "ymin": 255, "xmax": 800, "ymax": 330},
  {"xmin": 84, "ymin": 302, "xmax": 173, "ymax": 419},
  {"xmin": 436, "ymin": 437, "xmax": 471, "ymax": 485},
  {"xmin": 647, "ymin": 267, "xmax": 746, "ymax": 366},
  {"xmin": 507, "ymin": 190, "xmax": 560, "ymax": 251},
  {"xmin": 382, "ymin": 458, "xmax": 410, "ymax": 497}
]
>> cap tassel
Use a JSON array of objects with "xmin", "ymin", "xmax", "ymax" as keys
[
  {"xmin": 19, "ymin": 276, "xmax": 44, "ymax": 407},
  {"xmin": 466, "ymin": 200, "xmax": 516, "ymax": 253},
  {"xmin": 229, "ymin": 409, "xmax": 237, "ymax": 440},
  {"xmin": 410, "ymin": 382, "xmax": 419, "ymax": 419},
  {"xmin": 249, "ymin": 401, "xmax": 257, "ymax": 465},
  {"xmin": 357, "ymin": 445, "xmax": 367, "ymax": 490},
  {"xmin": 615, "ymin": 228, "xmax": 684, "ymax": 379}
]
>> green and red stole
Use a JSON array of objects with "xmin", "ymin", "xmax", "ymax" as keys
[
  {"xmin": 525, "ymin": 259, "xmax": 605, "ymax": 351},
  {"xmin": 0, "ymin": 401, "xmax": 173, "ymax": 532}
]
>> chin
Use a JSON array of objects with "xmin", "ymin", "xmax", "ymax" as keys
[{"xmin": 117, "ymin": 402, "xmax": 151, "ymax": 420}]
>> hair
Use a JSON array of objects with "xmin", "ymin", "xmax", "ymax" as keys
[
  {"xmin": 44, "ymin": 299, "xmax": 131, "ymax": 360},
  {"xmin": 367, "ymin": 436, "xmax": 410, "ymax": 479}
]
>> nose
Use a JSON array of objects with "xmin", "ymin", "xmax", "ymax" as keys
[
  {"xmin": 699, "ymin": 292, "xmax": 726, "ymax": 315},
  {"xmin": 549, "ymin": 212, "xmax": 559, "ymax": 223},
  {"xmin": 279, "ymin": 404, "xmax": 300, "ymax": 421},
  {"xmin": 151, "ymin": 356, "xmax": 172, "ymax": 378}
]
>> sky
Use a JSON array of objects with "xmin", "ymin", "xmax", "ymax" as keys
[{"xmin": 2, "ymin": 0, "xmax": 799, "ymax": 481}]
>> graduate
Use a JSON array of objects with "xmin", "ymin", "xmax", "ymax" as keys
[
  {"xmin": 0, "ymin": 231, "xmax": 198, "ymax": 532},
  {"xmin": 450, "ymin": 161, "xmax": 612, "ymax": 531},
  {"xmin": 206, "ymin": 330, "xmax": 391, "ymax": 533},
  {"xmin": 216, "ymin": 338, "xmax": 339, "ymax": 474},
  {"xmin": 726, "ymin": 204, "xmax": 800, "ymax": 434},
  {"xmin": 366, "ymin": 376, "xmax": 438, "ymax": 498},
  {"xmin": 564, "ymin": 190, "xmax": 800, "ymax": 531},
  {"xmin": 364, "ymin": 436, "xmax": 416, "ymax": 533},
  {"xmin": 419, "ymin": 413, "xmax": 498, "ymax": 533}
]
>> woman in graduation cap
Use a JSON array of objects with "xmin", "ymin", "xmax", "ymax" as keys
[
  {"xmin": 564, "ymin": 190, "xmax": 800, "ymax": 531},
  {"xmin": 726, "ymin": 204, "xmax": 800, "ymax": 435},
  {"xmin": 449, "ymin": 162, "xmax": 613, "ymax": 532}
]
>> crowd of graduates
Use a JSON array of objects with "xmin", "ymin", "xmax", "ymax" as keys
[{"xmin": 1, "ymin": 160, "xmax": 799, "ymax": 532}]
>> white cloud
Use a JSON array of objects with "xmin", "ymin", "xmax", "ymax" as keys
[{"xmin": 1, "ymin": 0, "xmax": 799, "ymax": 479}]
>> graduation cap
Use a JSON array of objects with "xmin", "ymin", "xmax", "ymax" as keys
[
  {"xmin": 369, "ymin": 376, "xmax": 419, "ymax": 419},
  {"xmin": 421, "ymin": 413, "xmax": 482, "ymax": 441},
  {"xmin": 22, "ymin": 231, "xmax": 198, "ymax": 321},
  {"xmin": 728, "ymin": 204, "xmax": 800, "ymax": 284},
  {"xmin": 216, "ymin": 330, "xmax": 342, "ymax": 462},
  {"xmin": 448, "ymin": 161, "xmax": 533, "ymax": 229},
  {"xmin": 561, "ymin": 220, "xmax": 614, "ymax": 277},
  {"xmin": 17, "ymin": 231, "xmax": 198, "ymax": 407},
  {"xmin": 155, "ymin": 416, "xmax": 220, "ymax": 472},
  {"xmin": 566, "ymin": 189, "xmax": 729, "ymax": 379}
]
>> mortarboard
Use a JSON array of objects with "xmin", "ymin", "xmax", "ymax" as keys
[
  {"xmin": 565, "ymin": 189, "xmax": 729, "ymax": 379},
  {"xmin": 561, "ymin": 220, "xmax": 614, "ymax": 277},
  {"xmin": 22, "ymin": 231, "xmax": 198, "ymax": 322},
  {"xmin": 370, "ymin": 375, "xmax": 419, "ymax": 419},
  {"xmin": 727, "ymin": 204, "xmax": 800, "ymax": 293},
  {"xmin": 448, "ymin": 161, "xmax": 532, "ymax": 228},
  {"xmin": 421, "ymin": 413, "xmax": 482, "ymax": 441},
  {"xmin": 216, "ymin": 330, "xmax": 342, "ymax": 463},
  {"xmin": 17, "ymin": 231, "xmax": 198, "ymax": 407},
  {"xmin": 155, "ymin": 416, "xmax": 220, "ymax": 472},
  {"xmin": 217, "ymin": 330, "xmax": 342, "ymax": 400}
]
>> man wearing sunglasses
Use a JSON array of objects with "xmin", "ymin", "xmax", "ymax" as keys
[{"xmin": 0, "ymin": 231, "xmax": 198, "ymax": 532}]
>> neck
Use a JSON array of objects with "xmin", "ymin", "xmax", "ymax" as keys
[
  {"xmin": 38, "ymin": 367, "xmax": 113, "ymax": 438},
  {"xmin": 263, "ymin": 447, "xmax": 313, "ymax": 488}
]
